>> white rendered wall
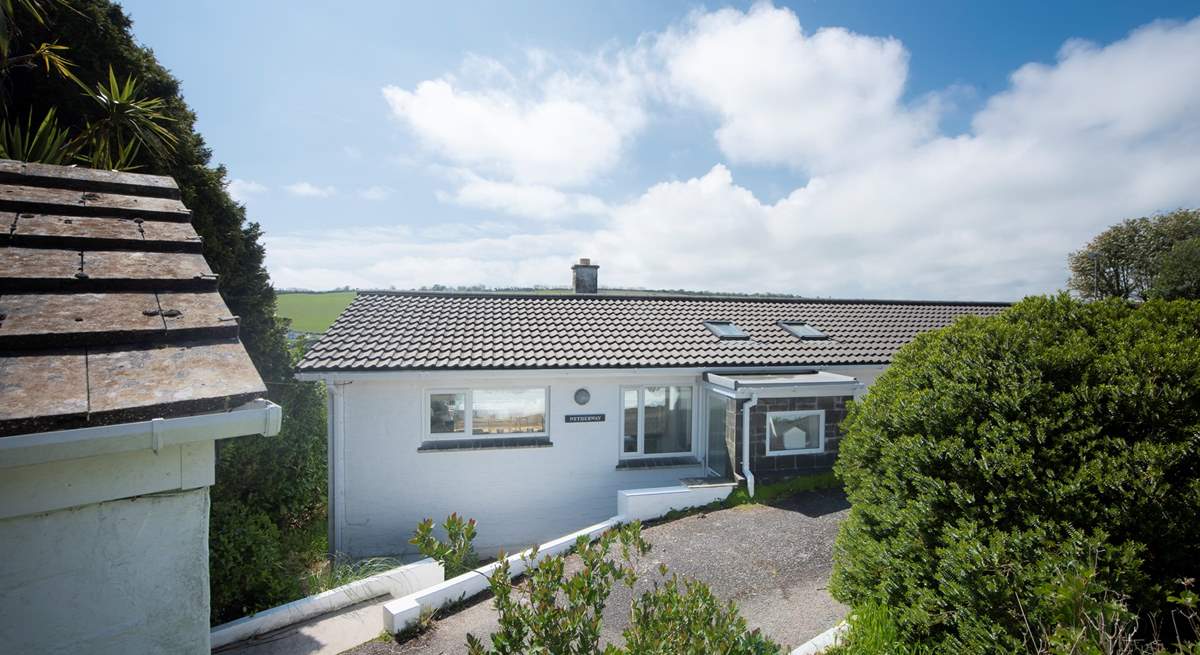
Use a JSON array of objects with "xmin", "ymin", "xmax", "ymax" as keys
[
  {"xmin": 0, "ymin": 488, "xmax": 211, "ymax": 655},
  {"xmin": 333, "ymin": 372, "xmax": 711, "ymax": 558},
  {"xmin": 330, "ymin": 365, "xmax": 888, "ymax": 558}
]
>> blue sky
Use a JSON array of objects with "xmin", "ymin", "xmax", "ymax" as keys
[{"xmin": 120, "ymin": 1, "xmax": 1200, "ymax": 299}]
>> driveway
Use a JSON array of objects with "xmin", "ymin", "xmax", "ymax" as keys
[{"xmin": 344, "ymin": 488, "xmax": 850, "ymax": 654}]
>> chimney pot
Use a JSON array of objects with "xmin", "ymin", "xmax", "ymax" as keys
[{"xmin": 571, "ymin": 258, "xmax": 599, "ymax": 294}]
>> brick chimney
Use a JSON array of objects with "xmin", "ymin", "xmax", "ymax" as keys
[{"xmin": 572, "ymin": 258, "xmax": 599, "ymax": 294}]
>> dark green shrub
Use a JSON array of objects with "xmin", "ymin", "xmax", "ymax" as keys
[
  {"xmin": 411, "ymin": 513, "xmax": 480, "ymax": 579},
  {"xmin": 831, "ymin": 295, "xmax": 1200, "ymax": 653},
  {"xmin": 466, "ymin": 523, "xmax": 780, "ymax": 655},
  {"xmin": 208, "ymin": 500, "xmax": 301, "ymax": 622}
]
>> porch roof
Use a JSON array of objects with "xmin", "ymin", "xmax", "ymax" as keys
[{"xmin": 704, "ymin": 370, "xmax": 863, "ymax": 397}]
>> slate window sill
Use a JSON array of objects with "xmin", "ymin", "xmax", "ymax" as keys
[
  {"xmin": 615, "ymin": 456, "xmax": 702, "ymax": 470},
  {"xmin": 417, "ymin": 436, "xmax": 553, "ymax": 452}
]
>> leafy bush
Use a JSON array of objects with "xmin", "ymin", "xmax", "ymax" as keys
[
  {"xmin": 466, "ymin": 523, "xmax": 780, "ymax": 655},
  {"xmin": 411, "ymin": 513, "xmax": 480, "ymax": 579},
  {"xmin": 825, "ymin": 603, "xmax": 931, "ymax": 655},
  {"xmin": 208, "ymin": 500, "xmax": 300, "ymax": 621},
  {"xmin": 831, "ymin": 295, "xmax": 1200, "ymax": 653}
]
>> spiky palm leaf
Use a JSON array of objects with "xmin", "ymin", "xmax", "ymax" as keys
[
  {"xmin": 0, "ymin": 0, "xmax": 50, "ymax": 60},
  {"xmin": 0, "ymin": 106, "xmax": 78, "ymax": 163},
  {"xmin": 77, "ymin": 67, "xmax": 177, "ymax": 170}
]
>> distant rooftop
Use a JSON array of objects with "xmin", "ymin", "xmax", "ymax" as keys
[{"xmin": 0, "ymin": 160, "xmax": 266, "ymax": 437}]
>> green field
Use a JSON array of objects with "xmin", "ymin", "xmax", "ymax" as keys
[{"xmin": 276, "ymin": 291, "xmax": 356, "ymax": 333}]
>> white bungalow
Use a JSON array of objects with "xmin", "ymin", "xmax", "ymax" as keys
[{"xmin": 297, "ymin": 260, "xmax": 1006, "ymax": 557}]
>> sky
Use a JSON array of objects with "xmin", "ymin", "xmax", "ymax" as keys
[{"xmin": 119, "ymin": 0, "xmax": 1200, "ymax": 301}]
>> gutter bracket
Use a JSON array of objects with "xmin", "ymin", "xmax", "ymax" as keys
[{"xmin": 150, "ymin": 417, "xmax": 164, "ymax": 453}]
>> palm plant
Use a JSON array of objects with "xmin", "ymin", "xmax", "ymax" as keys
[
  {"xmin": 0, "ymin": 105, "xmax": 76, "ymax": 163},
  {"xmin": 74, "ymin": 67, "xmax": 177, "ymax": 170}
]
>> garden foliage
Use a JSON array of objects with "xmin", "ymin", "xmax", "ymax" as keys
[
  {"xmin": 831, "ymin": 295, "xmax": 1200, "ymax": 653},
  {"xmin": 466, "ymin": 523, "xmax": 780, "ymax": 655},
  {"xmin": 411, "ymin": 513, "xmax": 480, "ymax": 579}
]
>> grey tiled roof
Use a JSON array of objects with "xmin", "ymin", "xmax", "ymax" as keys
[{"xmin": 297, "ymin": 292, "xmax": 1009, "ymax": 372}]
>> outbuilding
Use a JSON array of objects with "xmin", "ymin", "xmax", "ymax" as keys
[
  {"xmin": 0, "ymin": 161, "xmax": 280, "ymax": 654},
  {"xmin": 298, "ymin": 259, "xmax": 1006, "ymax": 557}
]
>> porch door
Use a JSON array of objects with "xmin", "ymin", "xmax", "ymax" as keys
[{"xmin": 705, "ymin": 389, "xmax": 731, "ymax": 478}]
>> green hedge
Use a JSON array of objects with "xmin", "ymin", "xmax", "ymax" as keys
[{"xmin": 830, "ymin": 295, "xmax": 1200, "ymax": 652}]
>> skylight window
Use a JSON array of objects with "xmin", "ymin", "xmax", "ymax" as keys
[
  {"xmin": 704, "ymin": 320, "xmax": 749, "ymax": 340},
  {"xmin": 780, "ymin": 321, "xmax": 829, "ymax": 340}
]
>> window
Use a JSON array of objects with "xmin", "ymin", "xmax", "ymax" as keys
[
  {"xmin": 427, "ymin": 388, "xmax": 548, "ymax": 437},
  {"xmin": 779, "ymin": 321, "xmax": 829, "ymax": 340},
  {"xmin": 766, "ymin": 410, "xmax": 825, "ymax": 455},
  {"xmin": 621, "ymin": 385, "xmax": 694, "ymax": 457},
  {"xmin": 704, "ymin": 320, "xmax": 749, "ymax": 339}
]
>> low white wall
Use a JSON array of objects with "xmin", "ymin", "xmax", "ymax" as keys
[
  {"xmin": 383, "ymin": 517, "xmax": 621, "ymax": 634},
  {"xmin": 0, "ymin": 488, "xmax": 211, "ymax": 655},
  {"xmin": 791, "ymin": 622, "xmax": 848, "ymax": 655},
  {"xmin": 617, "ymin": 484, "xmax": 733, "ymax": 522},
  {"xmin": 211, "ymin": 557, "xmax": 444, "ymax": 649}
]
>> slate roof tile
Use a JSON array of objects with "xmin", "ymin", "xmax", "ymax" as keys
[{"xmin": 298, "ymin": 291, "xmax": 1009, "ymax": 372}]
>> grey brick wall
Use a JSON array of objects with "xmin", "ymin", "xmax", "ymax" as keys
[{"xmin": 733, "ymin": 395, "xmax": 852, "ymax": 484}]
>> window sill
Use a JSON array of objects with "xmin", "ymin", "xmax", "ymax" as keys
[
  {"xmin": 615, "ymin": 456, "xmax": 702, "ymax": 470},
  {"xmin": 766, "ymin": 448, "xmax": 824, "ymax": 457},
  {"xmin": 418, "ymin": 436, "xmax": 553, "ymax": 453}
]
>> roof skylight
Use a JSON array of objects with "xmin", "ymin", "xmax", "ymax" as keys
[
  {"xmin": 704, "ymin": 320, "xmax": 750, "ymax": 340},
  {"xmin": 779, "ymin": 321, "xmax": 829, "ymax": 340}
]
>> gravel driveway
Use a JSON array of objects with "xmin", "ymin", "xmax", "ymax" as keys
[{"xmin": 344, "ymin": 488, "xmax": 850, "ymax": 654}]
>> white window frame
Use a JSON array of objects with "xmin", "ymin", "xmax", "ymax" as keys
[
  {"xmin": 424, "ymin": 386, "xmax": 550, "ymax": 439},
  {"xmin": 618, "ymin": 384, "xmax": 698, "ymax": 460},
  {"xmin": 765, "ymin": 409, "xmax": 825, "ymax": 456}
]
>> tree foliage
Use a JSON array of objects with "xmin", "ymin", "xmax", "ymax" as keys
[
  {"xmin": 467, "ymin": 523, "xmax": 780, "ymax": 655},
  {"xmin": 830, "ymin": 295, "xmax": 1200, "ymax": 653},
  {"xmin": 1148, "ymin": 237, "xmax": 1200, "ymax": 301},
  {"xmin": 3, "ymin": 0, "xmax": 329, "ymax": 623},
  {"xmin": 1067, "ymin": 210, "xmax": 1200, "ymax": 300}
]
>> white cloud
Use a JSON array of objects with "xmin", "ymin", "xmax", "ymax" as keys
[
  {"xmin": 359, "ymin": 186, "xmax": 394, "ymax": 201},
  {"xmin": 227, "ymin": 179, "xmax": 266, "ymax": 203},
  {"xmin": 656, "ymin": 3, "xmax": 938, "ymax": 172},
  {"xmin": 285, "ymin": 182, "xmax": 337, "ymax": 198},
  {"xmin": 382, "ymin": 49, "xmax": 649, "ymax": 187},
  {"xmin": 278, "ymin": 9, "xmax": 1200, "ymax": 300},
  {"xmin": 439, "ymin": 171, "xmax": 608, "ymax": 220}
]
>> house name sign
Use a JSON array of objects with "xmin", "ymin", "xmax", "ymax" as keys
[{"xmin": 565, "ymin": 414, "xmax": 606, "ymax": 423}]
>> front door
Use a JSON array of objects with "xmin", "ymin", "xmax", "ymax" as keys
[{"xmin": 705, "ymin": 389, "xmax": 732, "ymax": 478}]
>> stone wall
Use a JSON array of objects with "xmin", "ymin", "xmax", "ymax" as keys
[{"xmin": 737, "ymin": 395, "xmax": 852, "ymax": 484}]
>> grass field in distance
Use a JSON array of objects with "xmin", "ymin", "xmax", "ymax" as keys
[{"xmin": 276, "ymin": 291, "xmax": 356, "ymax": 333}]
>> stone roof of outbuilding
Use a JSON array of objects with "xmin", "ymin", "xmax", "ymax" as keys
[
  {"xmin": 297, "ymin": 290, "xmax": 1009, "ymax": 373},
  {"xmin": 0, "ymin": 160, "xmax": 266, "ymax": 437}
]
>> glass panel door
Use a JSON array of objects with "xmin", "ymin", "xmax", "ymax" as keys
[{"xmin": 705, "ymin": 390, "xmax": 731, "ymax": 478}]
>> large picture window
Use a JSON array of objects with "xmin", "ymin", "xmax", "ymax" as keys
[
  {"xmin": 621, "ymin": 385, "xmax": 694, "ymax": 457},
  {"xmin": 427, "ymin": 388, "xmax": 548, "ymax": 437},
  {"xmin": 766, "ymin": 409, "xmax": 824, "ymax": 455}
]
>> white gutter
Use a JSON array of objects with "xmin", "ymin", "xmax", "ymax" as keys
[
  {"xmin": 742, "ymin": 392, "xmax": 759, "ymax": 497},
  {"xmin": 0, "ymin": 398, "xmax": 282, "ymax": 469},
  {"xmin": 295, "ymin": 363, "xmax": 887, "ymax": 383}
]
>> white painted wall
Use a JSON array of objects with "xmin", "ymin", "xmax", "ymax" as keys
[
  {"xmin": 617, "ymin": 484, "xmax": 733, "ymax": 522},
  {"xmin": 333, "ymin": 372, "xmax": 710, "ymax": 557},
  {"xmin": 0, "ymin": 488, "xmax": 211, "ymax": 655},
  {"xmin": 331, "ymin": 365, "xmax": 886, "ymax": 558}
]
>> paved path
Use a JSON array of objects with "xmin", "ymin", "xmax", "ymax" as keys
[{"xmin": 344, "ymin": 488, "xmax": 850, "ymax": 654}]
